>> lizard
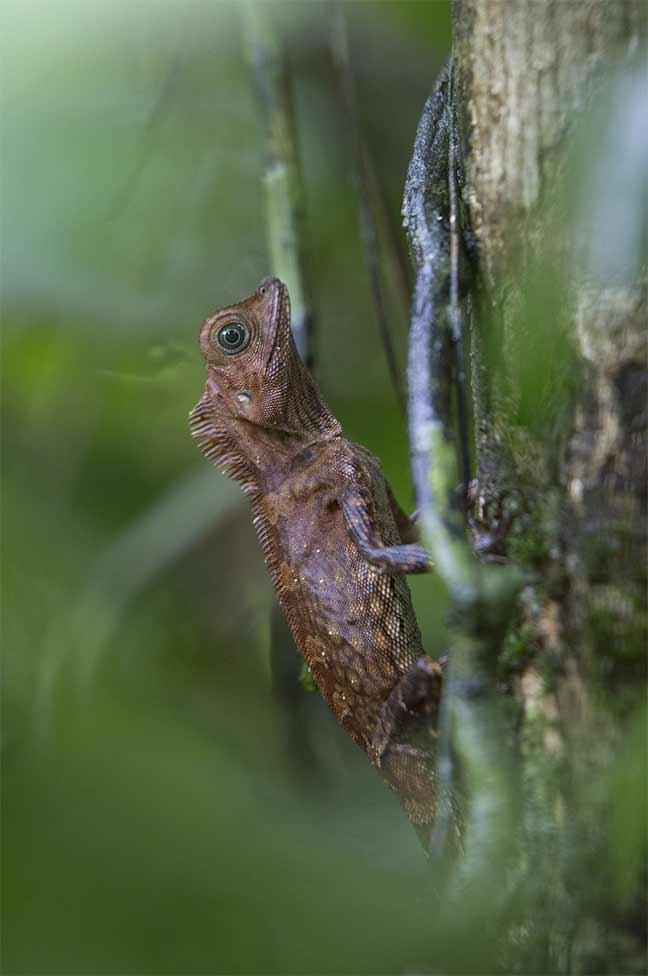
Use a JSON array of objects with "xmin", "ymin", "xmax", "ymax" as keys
[{"xmin": 189, "ymin": 276, "xmax": 454, "ymax": 850}]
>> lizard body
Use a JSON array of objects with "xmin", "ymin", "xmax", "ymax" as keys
[{"xmin": 190, "ymin": 277, "xmax": 445, "ymax": 840}]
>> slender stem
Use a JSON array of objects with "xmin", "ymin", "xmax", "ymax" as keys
[
  {"xmin": 371, "ymin": 164, "xmax": 415, "ymax": 339},
  {"xmin": 330, "ymin": 4, "xmax": 406, "ymax": 413},
  {"xmin": 242, "ymin": 2, "xmax": 314, "ymax": 369}
]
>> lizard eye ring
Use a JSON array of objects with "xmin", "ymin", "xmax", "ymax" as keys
[{"xmin": 212, "ymin": 321, "xmax": 250, "ymax": 355}]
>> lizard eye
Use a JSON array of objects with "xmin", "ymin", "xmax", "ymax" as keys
[{"xmin": 212, "ymin": 321, "xmax": 250, "ymax": 355}]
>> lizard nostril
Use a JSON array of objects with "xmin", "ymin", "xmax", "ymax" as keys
[{"xmin": 257, "ymin": 276, "xmax": 278, "ymax": 297}]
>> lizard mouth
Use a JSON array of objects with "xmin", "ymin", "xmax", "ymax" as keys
[
  {"xmin": 263, "ymin": 276, "xmax": 288, "ymax": 323},
  {"xmin": 264, "ymin": 278, "xmax": 290, "ymax": 372},
  {"xmin": 206, "ymin": 373, "xmax": 223, "ymax": 400}
]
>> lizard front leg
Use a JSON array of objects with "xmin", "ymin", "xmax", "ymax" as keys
[{"xmin": 340, "ymin": 482, "xmax": 432, "ymax": 575}]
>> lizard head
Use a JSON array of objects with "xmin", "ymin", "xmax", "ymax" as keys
[
  {"xmin": 196, "ymin": 276, "xmax": 292, "ymax": 428},
  {"xmin": 192, "ymin": 277, "xmax": 340, "ymax": 438}
]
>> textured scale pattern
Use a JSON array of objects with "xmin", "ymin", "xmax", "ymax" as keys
[{"xmin": 190, "ymin": 277, "xmax": 448, "ymax": 845}]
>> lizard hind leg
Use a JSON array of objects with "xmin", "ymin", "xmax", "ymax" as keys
[{"xmin": 373, "ymin": 658, "xmax": 444, "ymax": 838}]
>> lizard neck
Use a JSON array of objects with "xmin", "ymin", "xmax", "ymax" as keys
[
  {"xmin": 281, "ymin": 357, "xmax": 342, "ymax": 440},
  {"xmin": 190, "ymin": 367, "xmax": 342, "ymax": 493}
]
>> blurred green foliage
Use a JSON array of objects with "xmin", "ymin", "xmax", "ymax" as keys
[
  {"xmin": 3, "ymin": 2, "xmax": 455, "ymax": 973},
  {"xmin": 3, "ymin": 2, "xmax": 646, "ymax": 973}
]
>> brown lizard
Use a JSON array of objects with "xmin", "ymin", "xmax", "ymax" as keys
[{"xmin": 190, "ymin": 277, "xmax": 451, "ymax": 848}]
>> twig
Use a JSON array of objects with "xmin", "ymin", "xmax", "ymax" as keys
[
  {"xmin": 370, "ymin": 163, "xmax": 415, "ymax": 341},
  {"xmin": 330, "ymin": 4, "xmax": 406, "ymax": 413},
  {"xmin": 242, "ymin": 2, "xmax": 314, "ymax": 369}
]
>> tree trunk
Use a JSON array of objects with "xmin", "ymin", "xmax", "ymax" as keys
[{"xmin": 452, "ymin": 2, "xmax": 646, "ymax": 971}]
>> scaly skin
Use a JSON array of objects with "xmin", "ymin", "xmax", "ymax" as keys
[{"xmin": 190, "ymin": 277, "xmax": 449, "ymax": 845}]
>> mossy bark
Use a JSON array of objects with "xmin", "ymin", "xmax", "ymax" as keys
[{"xmin": 452, "ymin": 2, "xmax": 646, "ymax": 970}]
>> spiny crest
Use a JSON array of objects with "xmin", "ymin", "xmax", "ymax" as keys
[{"xmin": 189, "ymin": 391, "xmax": 257, "ymax": 493}]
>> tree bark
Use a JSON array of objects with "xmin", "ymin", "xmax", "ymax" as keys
[{"xmin": 451, "ymin": 1, "xmax": 646, "ymax": 970}]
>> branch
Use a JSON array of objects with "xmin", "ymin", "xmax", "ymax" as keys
[
  {"xmin": 402, "ymin": 61, "xmax": 523, "ymax": 865},
  {"xmin": 241, "ymin": 1, "xmax": 314, "ymax": 369},
  {"xmin": 403, "ymin": 61, "xmax": 474, "ymax": 597}
]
